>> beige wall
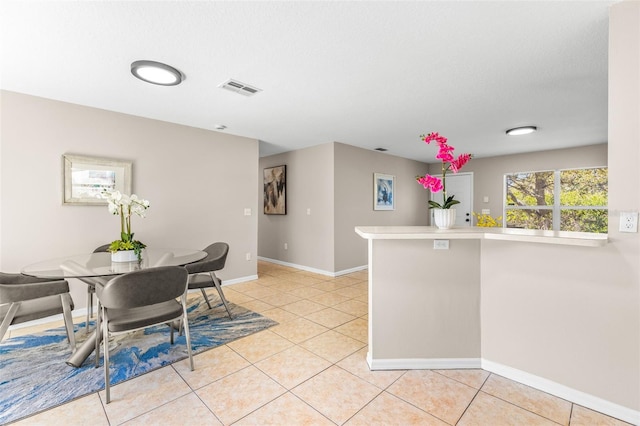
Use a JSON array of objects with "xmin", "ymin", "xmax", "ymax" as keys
[
  {"xmin": 481, "ymin": 1, "xmax": 639, "ymax": 414},
  {"xmin": 481, "ymin": 239, "xmax": 638, "ymax": 412},
  {"xmin": 259, "ymin": 142, "xmax": 431, "ymax": 274},
  {"xmin": 0, "ymin": 91, "xmax": 259, "ymax": 308},
  {"xmin": 258, "ymin": 143, "xmax": 335, "ymax": 272},
  {"xmin": 334, "ymin": 142, "xmax": 431, "ymax": 271}
]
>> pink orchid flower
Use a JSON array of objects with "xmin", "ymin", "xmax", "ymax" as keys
[
  {"xmin": 423, "ymin": 132, "xmax": 448, "ymax": 145},
  {"xmin": 436, "ymin": 144, "xmax": 455, "ymax": 162},
  {"xmin": 417, "ymin": 132, "xmax": 473, "ymax": 209},
  {"xmin": 416, "ymin": 174, "xmax": 443, "ymax": 193},
  {"xmin": 450, "ymin": 153, "xmax": 472, "ymax": 173}
]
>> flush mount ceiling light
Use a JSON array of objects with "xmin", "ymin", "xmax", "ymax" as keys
[
  {"xmin": 374, "ymin": 148, "xmax": 388, "ymax": 152},
  {"xmin": 506, "ymin": 126, "xmax": 537, "ymax": 136},
  {"xmin": 130, "ymin": 60, "xmax": 184, "ymax": 86}
]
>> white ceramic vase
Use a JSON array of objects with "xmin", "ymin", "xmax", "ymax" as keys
[
  {"xmin": 433, "ymin": 208, "xmax": 456, "ymax": 229},
  {"xmin": 111, "ymin": 250, "xmax": 138, "ymax": 262}
]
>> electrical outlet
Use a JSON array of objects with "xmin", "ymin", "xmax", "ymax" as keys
[
  {"xmin": 433, "ymin": 240, "xmax": 449, "ymax": 250},
  {"xmin": 619, "ymin": 212, "xmax": 638, "ymax": 233},
  {"xmin": 284, "ymin": 243, "xmax": 288, "ymax": 250}
]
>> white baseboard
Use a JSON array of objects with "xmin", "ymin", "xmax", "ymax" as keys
[
  {"xmin": 362, "ymin": 354, "xmax": 639, "ymax": 425},
  {"xmin": 220, "ymin": 274, "xmax": 258, "ymax": 286},
  {"xmin": 258, "ymin": 256, "xmax": 367, "ymax": 277},
  {"xmin": 7, "ymin": 312, "xmax": 74, "ymax": 330},
  {"xmin": 366, "ymin": 353, "xmax": 481, "ymax": 370},
  {"xmin": 482, "ymin": 359, "xmax": 640, "ymax": 425}
]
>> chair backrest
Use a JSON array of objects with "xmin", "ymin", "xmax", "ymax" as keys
[
  {"xmin": 0, "ymin": 272, "xmax": 53, "ymax": 285},
  {"xmin": 94, "ymin": 244, "xmax": 111, "ymax": 253},
  {"xmin": 96, "ymin": 266, "xmax": 188, "ymax": 309},
  {"xmin": 0, "ymin": 273, "xmax": 70, "ymax": 304},
  {"xmin": 185, "ymin": 242, "xmax": 229, "ymax": 274}
]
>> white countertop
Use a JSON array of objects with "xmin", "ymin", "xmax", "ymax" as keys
[{"xmin": 355, "ymin": 226, "xmax": 608, "ymax": 247}]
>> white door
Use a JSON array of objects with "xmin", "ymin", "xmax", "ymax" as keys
[{"xmin": 431, "ymin": 173, "xmax": 473, "ymax": 226}]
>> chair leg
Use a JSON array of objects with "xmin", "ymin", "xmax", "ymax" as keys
[
  {"xmin": 0, "ymin": 302, "xmax": 20, "ymax": 342},
  {"xmin": 103, "ymin": 314, "xmax": 111, "ymax": 404},
  {"xmin": 200, "ymin": 288, "xmax": 212, "ymax": 309},
  {"xmin": 182, "ymin": 294, "xmax": 194, "ymax": 371},
  {"xmin": 210, "ymin": 272, "xmax": 233, "ymax": 319},
  {"xmin": 86, "ymin": 288, "xmax": 93, "ymax": 335},
  {"xmin": 95, "ymin": 303, "xmax": 102, "ymax": 368},
  {"xmin": 61, "ymin": 294, "xmax": 76, "ymax": 351}
]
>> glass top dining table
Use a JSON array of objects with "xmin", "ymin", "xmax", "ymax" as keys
[
  {"xmin": 21, "ymin": 248, "xmax": 207, "ymax": 279},
  {"xmin": 20, "ymin": 248, "xmax": 207, "ymax": 368}
]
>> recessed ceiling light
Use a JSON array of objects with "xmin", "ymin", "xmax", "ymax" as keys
[
  {"xmin": 131, "ymin": 60, "xmax": 184, "ymax": 86},
  {"xmin": 506, "ymin": 126, "xmax": 537, "ymax": 136}
]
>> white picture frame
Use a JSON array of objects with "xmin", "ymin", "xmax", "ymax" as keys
[
  {"xmin": 374, "ymin": 173, "xmax": 395, "ymax": 210},
  {"xmin": 63, "ymin": 154, "xmax": 132, "ymax": 205}
]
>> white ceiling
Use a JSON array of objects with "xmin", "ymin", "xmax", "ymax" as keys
[{"xmin": 0, "ymin": 1, "xmax": 613, "ymax": 162}]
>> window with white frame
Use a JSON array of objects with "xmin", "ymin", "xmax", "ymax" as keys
[{"xmin": 504, "ymin": 167, "xmax": 608, "ymax": 233}]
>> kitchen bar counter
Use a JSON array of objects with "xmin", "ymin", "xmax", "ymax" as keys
[
  {"xmin": 355, "ymin": 226, "xmax": 607, "ymax": 371},
  {"xmin": 355, "ymin": 226, "xmax": 608, "ymax": 247}
]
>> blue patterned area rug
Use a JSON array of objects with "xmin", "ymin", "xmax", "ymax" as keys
[{"xmin": 0, "ymin": 301, "xmax": 277, "ymax": 424}]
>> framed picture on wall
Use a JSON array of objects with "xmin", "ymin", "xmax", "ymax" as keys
[
  {"xmin": 264, "ymin": 165, "xmax": 286, "ymax": 214},
  {"xmin": 63, "ymin": 154, "xmax": 132, "ymax": 205},
  {"xmin": 374, "ymin": 173, "xmax": 395, "ymax": 210}
]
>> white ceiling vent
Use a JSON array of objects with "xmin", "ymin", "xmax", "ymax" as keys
[{"xmin": 218, "ymin": 79, "xmax": 262, "ymax": 96}]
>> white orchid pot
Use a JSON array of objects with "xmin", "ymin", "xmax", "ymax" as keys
[
  {"xmin": 111, "ymin": 250, "xmax": 138, "ymax": 262},
  {"xmin": 433, "ymin": 208, "xmax": 456, "ymax": 229}
]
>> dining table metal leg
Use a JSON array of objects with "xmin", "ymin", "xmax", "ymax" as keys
[{"xmin": 66, "ymin": 327, "xmax": 102, "ymax": 368}]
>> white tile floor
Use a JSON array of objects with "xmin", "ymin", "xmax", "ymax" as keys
[{"xmin": 7, "ymin": 261, "xmax": 632, "ymax": 425}]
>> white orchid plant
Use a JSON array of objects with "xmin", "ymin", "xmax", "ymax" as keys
[{"xmin": 102, "ymin": 190, "xmax": 150, "ymax": 261}]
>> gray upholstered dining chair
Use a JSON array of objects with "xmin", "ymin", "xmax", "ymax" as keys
[
  {"xmin": 0, "ymin": 272, "xmax": 76, "ymax": 349},
  {"xmin": 184, "ymin": 242, "xmax": 232, "ymax": 319},
  {"xmin": 95, "ymin": 265, "xmax": 194, "ymax": 403}
]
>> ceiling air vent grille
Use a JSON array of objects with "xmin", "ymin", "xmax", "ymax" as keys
[{"xmin": 218, "ymin": 79, "xmax": 262, "ymax": 96}]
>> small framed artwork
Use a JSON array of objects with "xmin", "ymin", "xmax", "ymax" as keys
[
  {"xmin": 264, "ymin": 165, "xmax": 286, "ymax": 214},
  {"xmin": 374, "ymin": 173, "xmax": 395, "ymax": 210},
  {"xmin": 63, "ymin": 154, "xmax": 132, "ymax": 205}
]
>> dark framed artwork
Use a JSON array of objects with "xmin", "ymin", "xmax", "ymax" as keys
[
  {"xmin": 264, "ymin": 165, "xmax": 286, "ymax": 214},
  {"xmin": 374, "ymin": 172, "xmax": 395, "ymax": 210}
]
